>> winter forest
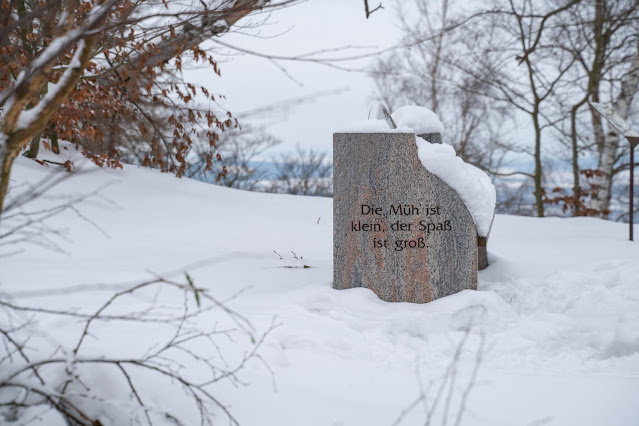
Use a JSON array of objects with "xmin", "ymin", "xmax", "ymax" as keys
[{"xmin": 1, "ymin": 0, "xmax": 639, "ymax": 425}]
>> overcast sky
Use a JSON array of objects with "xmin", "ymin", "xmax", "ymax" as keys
[{"xmin": 185, "ymin": 0, "xmax": 402, "ymax": 156}]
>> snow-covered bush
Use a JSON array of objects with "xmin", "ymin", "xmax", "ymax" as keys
[{"xmin": 0, "ymin": 276, "xmax": 272, "ymax": 425}]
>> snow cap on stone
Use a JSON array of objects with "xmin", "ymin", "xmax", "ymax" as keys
[
  {"xmin": 392, "ymin": 105, "xmax": 445, "ymax": 134},
  {"xmin": 334, "ymin": 119, "xmax": 412, "ymax": 133},
  {"xmin": 415, "ymin": 137, "xmax": 496, "ymax": 236}
]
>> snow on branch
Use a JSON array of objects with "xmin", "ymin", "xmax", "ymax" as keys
[
  {"xmin": 0, "ymin": 274, "xmax": 275, "ymax": 425},
  {"xmin": 0, "ymin": 1, "xmax": 117, "ymax": 112}
]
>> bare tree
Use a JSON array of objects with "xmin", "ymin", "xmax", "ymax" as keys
[
  {"xmin": 477, "ymin": 0, "xmax": 580, "ymax": 217},
  {"xmin": 589, "ymin": 41, "xmax": 639, "ymax": 217},
  {"xmin": 187, "ymin": 126, "xmax": 281, "ymax": 191},
  {"xmin": 0, "ymin": 173, "xmax": 109, "ymax": 256},
  {"xmin": 392, "ymin": 327, "xmax": 485, "ymax": 426},
  {"xmin": 369, "ymin": 0, "xmax": 515, "ymax": 191},
  {"xmin": 371, "ymin": 0, "xmax": 639, "ymax": 220},
  {"xmin": 0, "ymin": 0, "xmax": 296, "ymax": 218},
  {"xmin": 266, "ymin": 145, "xmax": 333, "ymax": 197},
  {"xmin": 545, "ymin": 0, "xmax": 639, "ymax": 217},
  {"xmin": 364, "ymin": 0, "xmax": 384, "ymax": 19},
  {"xmin": 461, "ymin": 0, "xmax": 639, "ymax": 218}
]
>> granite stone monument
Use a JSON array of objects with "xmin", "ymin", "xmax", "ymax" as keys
[{"xmin": 333, "ymin": 131, "xmax": 480, "ymax": 304}]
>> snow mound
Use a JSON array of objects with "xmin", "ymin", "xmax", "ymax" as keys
[
  {"xmin": 392, "ymin": 105, "xmax": 445, "ymax": 134},
  {"xmin": 415, "ymin": 137, "xmax": 496, "ymax": 236}
]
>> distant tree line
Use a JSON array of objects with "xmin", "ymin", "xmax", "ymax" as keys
[{"xmin": 187, "ymin": 127, "xmax": 333, "ymax": 197}]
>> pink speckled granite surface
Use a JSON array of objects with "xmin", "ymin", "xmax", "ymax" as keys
[{"xmin": 333, "ymin": 132, "xmax": 477, "ymax": 303}]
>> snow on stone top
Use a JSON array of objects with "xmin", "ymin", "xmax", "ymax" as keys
[
  {"xmin": 389, "ymin": 105, "xmax": 495, "ymax": 235},
  {"xmin": 415, "ymin": 137, "xmax": 495, "ymax": 236},
  {"xmin": 392, "ymin": 105, "xmax": 445, "ymax": 134},
  {"xmin": 334, "ymin": 119, "xmax": 413, "ymax": 133}
]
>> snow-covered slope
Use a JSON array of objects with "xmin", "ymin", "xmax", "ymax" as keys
[{"xmin": 2, "ymin": 149, "xmax": 639, "ymax": 426}]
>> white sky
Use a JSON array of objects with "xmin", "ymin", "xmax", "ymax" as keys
[
  {"xmin": 179, "ymin": 0, "xmax": 639, "ymax": 174},
  {"xmin": 185, "ymin": 0, "xmax": 402, "ymax": 156}
]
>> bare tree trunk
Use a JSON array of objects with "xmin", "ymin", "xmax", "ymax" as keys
[
  {"xmin": 590, "ymin": 92, "xmax": 606, "ymax": 154},
  {"xmin": 21, "ymin": 125, "xmax": 58, "ymax": 159},
  {"xmin": 23, "ymin": 132, "xmax": 42, "ymax": 159},
  {"xmin": 506, "ymin": 0, "xmax": 580, "ymax": 218},
  {"xmin": 569, "ymin": 0, "xmax": 607, "ymax": 216},
  {"xmin": 591, "ymin": 131, "xmax": 619, "ymax": 216},
  {"xmin": 570, "ymin": 106, "xmax": 581, "ymax": 215},
  {"xmin": 50, "ymin": 130, "xmax": 59, "ymax": 154},
  {"xmin": 589, "ymin": 0, "xmax": 607, "ymax": 158},
  {"xmin": 533, "ymin": 110, "xmax": 544, "ymax": 217},
  {"xmin": 430, "ymin": 0, "xmax": 449, "ymax": 114},
  {"xmin": 0, "ymin": 136, "xmax": 24, "ymax": 215},
  {"xmin": 568, "ymin": 0, "xmax": 606, "ymax": 216}
]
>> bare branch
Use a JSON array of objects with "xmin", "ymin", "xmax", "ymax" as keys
[{"xmin": 364, "ymin": 0, "xmax": 384, "ymax": 19}]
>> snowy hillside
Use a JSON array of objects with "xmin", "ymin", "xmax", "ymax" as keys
[{"xmin": 2, "ymin": 149, "xmax": 639, "ymax": 426}]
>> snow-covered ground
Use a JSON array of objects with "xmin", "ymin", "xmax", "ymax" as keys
[{"xmin": 2, "ymin": 148, "xmax": 639, "ymax": 425}]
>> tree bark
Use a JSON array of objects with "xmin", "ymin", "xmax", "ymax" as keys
[
  {"xmin": 429, "ymin": 0, "xmax": 448, "ymax": 114},
  {"xmin": 570, "ymin": 106, "xmax": 581, "ymax": 215},
  {"xmin": 50, "ymin": 130, "xmax": 59, "ymax": 154},
  {"xmin": 23, "ymin": 132, "xmax": 42, "ymax": 159},
  {"xmin": 569, "ymin": 0, "xmax": 606, "ymax": 216},
  {"xmin": 533, "ymin": 109, "xmax": 544, "ymax": 217},
  {"xmin": 0, "ymin": 135, "xmax": 23, "ymax": 215}
]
